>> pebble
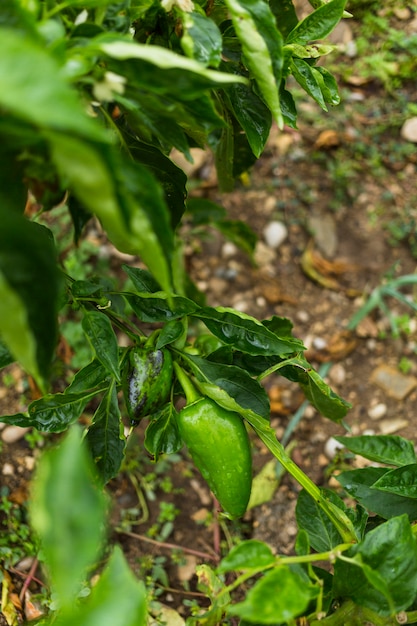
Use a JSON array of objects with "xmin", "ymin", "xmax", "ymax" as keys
[
  {"xmin": 296, "ymin": 310, "xmax": 310, "ymax": 323},
  {"xmin": 324, "ymin": 436, "xmax": 344, "ymax": 460},
  {"xmin": 401, "ymin": 117, "xmax": 417, "ymax": 143},
  {"xmin": 367, "ymin": 402, "xmax": 387, "ymax": 420},
  {"xmin": 313, "ymin": 337, "xmax": 328, "ymax": 351},
  {"xmin": 378, "ymin": 418, "xmax": 409, "ymax": 435},
  {"xmin": 1, "ymin": 425, "xmax": 30, "ymax": 444},
  {"xmin": 2, "ymin": 463, "xmax": 15, "ymax": 476},
  {"xmin": 370, "ymin": 364, "xmax": 417, "ymax": 400},
  {"xmin": 221, "ymin": 242, "xmax": 238, "ymax": 258},
  {"xmin": 254, "ymin": 241, "xmax": 276, "ymax": 267},
  {"xmin": 329, "ymin": 363, "xmax": 346, "ymax": 385},
  {"xmin": 263, "ymin": 221, "xmax": 288, "ymax": 249}
]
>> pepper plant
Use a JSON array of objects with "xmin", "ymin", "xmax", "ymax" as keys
[{"xmin": 2, "ymin": 0, "xmax": 417, "ymax": 624}]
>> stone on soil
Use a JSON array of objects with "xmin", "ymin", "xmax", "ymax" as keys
[{"xmin": 370, "ymin": 364, "xmax": 417, "ymax": 400}]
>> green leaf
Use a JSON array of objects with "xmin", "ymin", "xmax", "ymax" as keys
[
  {"xmin": 279, "ymin": 356, "xmax": 351, "ymax": 422},
  {"xmin": 125, "ymin": 291, "xmax": 199, "ymax": 322},
  {"xmin": 0, "ymin": 28, "xmax": 106, "ymax": 141},
  {"xmin": 187, "ymin": 198, "xmax": 227, "ymax": 225},
  {"xmin": 180, "ymin": 11, "xmax": 223, "ymax": 68},
  {"xmin": 0, "ymin": 211, "xmax": 61, "ymax": 385},
  {"xmin": 290, "ymin": 58, "xmax": 327, "ymax": 110},
  {"xmin": 214, "ymin": 219, "xmax": 257, "ymax": 256},
  {"xmin": 224, "ymin": 73, "xmax": 272, "ymax": 158},
  {"xmin": 87, "ymin": 382, "xmax": 125, "ymax": 485},
  {"xmin": 228, "ymin": 566, "xmax": 312, "ymax": 623},
  {"xmin": 183, "ymin": 354, "xmax": 270, "ymax": 420},
  {"xmin": 82, "ymin": 311, "xmax": 121, "ymax": 382},
  {"xmin": 192, "ymin": 307, "xmax": 304, "ymax": 356},
  {"xmin": 296, "ymin": 489, "xmax": 345, "ymax": 552},
  {"xmin": 122, "ymin": 265, "xmax": 161, "ymax": 294},
  {"xmin": 372, "ymin": 464, "xmax": 417, "ymax": 499},
  {"xmin": 279, "ymin": 85, "xmax": 297, "ymax": 127},
  {"xmin": 218, "ymin": 540, "xmax": 275, "ymax": 573},
  {"xmin": 270, "ymin": 0, "xmax": 298, "ymax": 38},
  {"xmin": 129, "ymin": 144, "xmax": 187, "ymax": 230},
  {"xmin": 57, "ymin": 547, "xmax": 147, "ymax": 626},
  {"xmin": 285, "ymin": 0, "xmax": 347, "ymax": 45},
  {"xmin": 223, "ymin": 0, "xmax": 284, "ymax": 126},
  {"xmin": 29, "ymin": 427, "xmax": 107, "ymax": 609},
  {"xmin": 335, "ymin": 435, "xmax": 416, "ymax": 467},
  {"xmin": 144, "ymin": 404, "xmax": 182, "ymax": 461},
  {"xmin": 155, "ymin": 320, "xmax": 185, "ymax": 349},
  {"xmin": 314, "ymin": 66, "xmax": 340, "ymax": 105},
  {"xmin": 48, "ymin": 135, "xmax": 173, "ymax": 294},
  {"xmin": 66, "ymin": 359, "xmax": 109, "ymax": 394},
  {"xmin": 0, "ymin": 338, "xmax": 14, "ymax": 369},
  {"xmin": 337, "ymin": 467, "xmax": 417, "ymax": 521},
  {"xmin": 95, "ymin": 36, "xmax": 248, "ymax": 88},
  {"xmin": 2, "ymin": 389, "xmax": 105, "ymax": 432},
  {"xmin": 333, "ymin": 515, "xmax": 417, "ymax": 615}
]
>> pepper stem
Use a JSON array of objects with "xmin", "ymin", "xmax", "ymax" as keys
[{"xmin": 173, "ymin": 362, "xmax": 201, "ymax": 405}]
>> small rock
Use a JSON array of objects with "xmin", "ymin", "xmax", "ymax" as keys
[
  {"xmin": 378, "ymin": 418, "xmax": 409, "ymax": 435},
  {"xmin": 324, "ymin": 437, "xmax": 344, "ymax": 460},
  {"xmin": 254, "ymin": 241, "xmax": 276, "ymax": 267},
  {"xmin": 370, "ymin": 364, "xmax": 417, "ymax": 400},
  {"xmin": 296, "ymin": 310, "xmax": 310, "ymax": 323},
  {"xmin": 2, "ymin": 463, "xmax": 15, "ymax": 476},
  {"xmin": 2, "ymin": 425, "xmax": 30, "ymax": 444},
  {"xmin": 177, "ymin": 555, "xmax": 198, "ymax": 582},
  {"xmin": 263, "ymin": 221, "xmax": 288, "ymax": 250},
  {"xmin": 221, "ymin": 242, "xmax": 238, "ymax": 258},
  {"xmin": 256, "ymin": 296, "xmax": 267, "ymax": 308},
  {"xmin": 401, "ymin": 117, "xmax": 417, "ymax": 143},
  {"xmin": 393, "ymin": 7, "xmax": 411, "ymax": 19},
  {"xmin": 367, "ymin": 403, "xmax": 387, "ymax": 420},
  {"xmin": 329, "ymin": 363, "xmax": 346, "ymax": 385},
  {"xmin": 23, "ymin": 456, "xmax": 36, "ymax": 471},
  {"xmin": 308, "ymin": 213, "xmax": 338, "ymax": 258},
  {"xmin": 233, "ymin": 300, "xmax": 249, "ymax": 313},
  {"xmin": 313, "ymin": 337, "xmax": 328, "ymax": 351}
]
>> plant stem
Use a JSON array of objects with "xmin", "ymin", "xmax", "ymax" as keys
[
  {"xmin": 173, "ymin": 362, "xmax": 201, "ymax": 405},
  {"xmin": 247, "ymin": 417, "xmax": 358, "ymax": 544},
  {"xmin": 309, "ymin": 600, "xmax": 398, "ymax": 626}
]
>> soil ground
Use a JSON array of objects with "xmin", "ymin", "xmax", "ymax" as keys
[{"xmin": 1, "ymin": 7, "xmax": 417, "ymax": 624}]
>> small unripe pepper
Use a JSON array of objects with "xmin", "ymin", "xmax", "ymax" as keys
[
  {"xmin": 174, "ymin": 364, "xmax": 252, "ymax": 519},
  {"xmin": 122, "ymin": 346, "xmax": 173, "ymax": 425}
]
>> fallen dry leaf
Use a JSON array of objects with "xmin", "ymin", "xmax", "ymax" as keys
[
  {"xmin": 300, "ymin": 241, "xmax": 360, "ymax": 292},
  {"xmin": 306, "ymin": 330, "xmax": 357, "ymax": 362}
]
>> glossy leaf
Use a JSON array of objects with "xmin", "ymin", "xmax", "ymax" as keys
[
  {"xmin": 285, "ymin": 0, "xmax": 347, "ymax": 45},
  {"xmin": 224, "ymin": 0, "xmax": 284, "ymax": 127},
  {"xmin": 225, "ymin": 75, "xmax": 272, "ymax": 157},
  {"xmin": 122, "ymin": 265, "xmax": 161, "ymax": 294},
  {"xmin": 155, "ymin": 320, "xmax": 185, "ymax": 349},
  {"xmin": 67, "ymin": 359, "xmax": 109, "ymax": 394},
  {"xmin": 228, "ymin": 566, "xmax": 311, "ymax": 623},
  {"xmin": 314, "ymin": 66, "xmax": 340, "ymax": 105},
  {"xmin": 57, "ymin": 547, "xmax": 147, "ymax": 626},
  {"xmin": 144, "ymin": 404, "xmax": 182, "ymax": 461},
  {"xmin": 96, "ymin": 36, "xmax": 247, "ymax": 89},
  {"xmin": 214, "ymin": 219, "xmax": 257, "ymax": 256},
  {"xmin": 49, "ymin": 135, "xmax": 173, "ymax": 294},
  {"xmin": 192, "ymin": 307, "xmax": 304, "ymax": 356},
  {"xmin": 372, "ymin": 464, "xmax": 417, "ymax": 499},
  {"xmin": 29, "ymin": 427, "xmax": 107, "ymax": 609},
  {"xmin": 0, "ymin": 338, "xmax": 14, "ymax": 369},
  {"xmin": 0, "ymin": 28, "xmax": 106, "ymax": 141},
  {"xmin": 279, "ymin": 356, "xmax": 351, "ymax": 422},
  {"xmin": 270, "ymin": 0, "xmax": 298, "ymax": 38},
  {"xmin": 183, "ymin": 354, "xmax": 270, "ymax": 420},
  {"xmin": 333, "ymin": 515, "xmax": 417, "ymax": 615},
  {"xmin": 337, "ymin": 467, "xmax": 417, "ymax": 521},
  {"xmin": 125, "ymin": 291, "xmax": 199, "ymax": 322},
  {"xmin": 82, "ymin": 310, "xmax": 121, "ymax": 382},
  {"xmin": 0, "ymin": 211, "xmax": 61, "ymax": 385},
  {"xmin": 187, "ymin": 198, "xmax": 227, "ymax": 225},
  {"xmin": 296, "ymin": 489, "xmax": 345, "ymax": 552},
  {"xmin": 129, "ymin": 144, "xmax": 187, "ymax": 230},
  {"xmin": 181, "ymin": 11, "xmax": 222, "ymax": 68},
  {"xmin": 87, "ymin": 382, "xmax": 125, "ymax": 485},
  {"xmin": 290, "ymin": 58, "xmax": 327, "ymax": 110},
  {"xmin": 218, "ymin": 540, "xmax": 275, "ymax": 573},
  {"xmin": 0, "ymin": 389, "xmax": 105, "ymax": 432},
  {"xmin": 335, "ymin": 435, "xmax": 416, "ymax": 467}
]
